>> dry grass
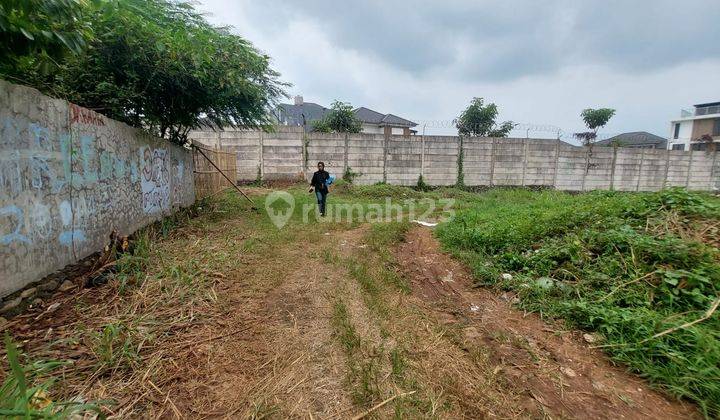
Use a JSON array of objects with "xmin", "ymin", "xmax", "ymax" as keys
[{"xmin": 321, "ymin": 223, "xmax": 519, "ymax": 418}]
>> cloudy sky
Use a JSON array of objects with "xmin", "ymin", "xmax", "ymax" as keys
[{"xmin": 198, "ymin": 0, "xmax": 720, "ymax": 141}]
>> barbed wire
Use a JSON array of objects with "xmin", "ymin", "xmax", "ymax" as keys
[{"xmin": 412, "ymin": 119, "xmax": 666, "ymax": 143}]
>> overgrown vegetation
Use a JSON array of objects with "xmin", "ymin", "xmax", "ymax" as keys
[
  {"xmin": 437, "ymin": 187, "xmax": 720, "ymax": 416},
  {"xmin": 415, "ymin": 174, "xmax": 430, "ymax": 192},
  {"xmin": 343, "ymin": 166, "xmax": 361, "ymax": 184},
  {"xmin": 1, "ymin": 335, "xmax": 102, "ymax": 418},
  {"xmin": 1, "ymin": 0, "xmax": 286, "ymax": 144}
]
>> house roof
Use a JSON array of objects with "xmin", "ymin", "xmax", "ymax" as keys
[
  {"xmin": 594, "ymin": 131, "xmax": 667, "ymax": 148},
  {"xmin": 694, "ymin": 101, "xmax": 720, "ymax": 108},
  {"xmin": 275, "ymin": 102, "xmax": 418, "ymax": 131},
  {"xmin": 353, "ymin": 107, "xmax": 417, "ymax": 127},
  {"xmin": 353, "ymin": 107, "xmax": 386, "ymax": 124},
  {"xmin": 275, "ymin": 102, "xmax": 329, "ymax": 129}
]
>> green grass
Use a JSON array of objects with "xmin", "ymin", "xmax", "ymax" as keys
[
  {"xmin": 436, "ymin": 187, "xmax": 720, "ymax": 417},
  {"xmin": 331, "ymin": 300, "xmax": 361, "ymax": 354},
  {"xmin": 1, "ymin": 335, "xmax": 103, "ymax": 418}
]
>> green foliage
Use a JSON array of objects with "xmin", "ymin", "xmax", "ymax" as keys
[
  {"xmin": 0, "ymin": 0, "xmax": 92, "ymax": 79},
  {"xmin": 312, "ymin": 100, "xmax": 362, "ymax": 133},
  {"xmin": 91, "ymin": 323, "xmax": 140, "ymax": 372},
  {"xmin": 456, "ymin": 137, "xmax": 465, "ymax": 187},
  {"xmin": 456, "ymin": 97, "xmax": 515, "ymax": 137},
  {"xmin": 575, "ymin": 107, "xmax": 616, "ymax": 145},
  {"xmin": 437, "ymin": 188, "xmax": 720, "ymax": 416},
  {"xmin": 1, "ymin": 334, "xmax": 102, "ymax": 418},
  {"xmin": 342, "ymin": 166, "xmax": 361, "ymax": 184},
  {"xmin": 415, "ymin": 174, "xmax": 430, "ymax": 192},
  {"xmin": 116, "ymin": 230, "xmax": 151, "ymax": 292},
  {"xmin": 3, "ymin": 0, "xmax": 286, "ymax": 145}
]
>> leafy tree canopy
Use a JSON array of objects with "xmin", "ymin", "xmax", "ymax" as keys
[
  {"xmin": 1, "ymin": 0, "xmax": 287, "ymax": 145},
  {"xmin": 456, "ymin": 97, "xmax": 515, "ymax": 137},
  {"xmin": 312, "ymin": 100, "xmax": 362, "ymax": 133},
  {"xmin": 575, "ymin": 107, "xmax": 615, "ymax": 145},
  {"xmin": 0, "ymin": 0, "xmax": 93, "ymax": 77}
]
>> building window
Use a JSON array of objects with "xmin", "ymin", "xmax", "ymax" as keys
[
  {"xmin": 714, "ymin": 119, "xmax": 720, "ymax": 136},
  {"xmin": 691, "ymin": 143, "xmax": 709, "ymax": 151},
  {"xmin": 673, "ymin": 123, "xmax": 680, "ymax": 139},
  {"xmin": 671, "ymin": 144, "xmax": 685, "ymax": 151}
]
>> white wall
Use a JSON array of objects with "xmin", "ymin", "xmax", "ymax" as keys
[
  {"xmin": 361, "ymin": 123, "xmax": 383, "ymax": 134},
  {"xmin": 360, "ymin": 123, "xmax": 408, "ymax": 135},
  {"xmin": 667, "ymin": 120, "xmax": 693, "ymax": 150}
]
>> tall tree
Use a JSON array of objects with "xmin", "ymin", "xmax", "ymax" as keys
[
  {"xmin": 0, "ymin": 0, "xmax": 93, "ymax": 81},
  {"xmin": 456, "ymin": 97, "xmax": 515, "ymax": 137},
  {"xmin": 312, "ymin": 100, "xmax": 362, "ymax": 133},
  {"xmin": 1, "ymin": 0, "xmax": 287, "ymax": 145},
  {"xmin": 574, "ymin": 108, "xmax": 616, "ymax": 146}
]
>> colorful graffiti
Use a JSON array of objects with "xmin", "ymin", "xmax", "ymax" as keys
[
  {"xmin": 141, "ymin": 147, "xmax": 170, "ymax": 213},
  {"xmin": 70, "ymin": 103, "xmax": 105, "ymax": 126},
  {"xmin": 0, "ymin": 82, "xmax": 194, "ymax": 298},
  {"xmin": 0, "ymin": 114, "xmax": 188, "ymax": 255}
]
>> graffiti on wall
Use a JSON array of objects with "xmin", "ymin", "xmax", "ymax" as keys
[
  {"xmin": 141, "ymin": 147, "xmax": 170, "ymax": 213},
  {"xmin": 0, "ymin": 113, "xmax": 186, "ymax": 255},
  {"xmin": 70, "ymin": 103, "xmax": 105, "ymax": 126}
]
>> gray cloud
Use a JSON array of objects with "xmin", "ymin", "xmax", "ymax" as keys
[
  {"xmin": 232, "ymin": 0, "xmax": 720, "ymax": 82},
  {"xmin": 197, "ymin": 0, "xmax": 720, "ymax": 139}
]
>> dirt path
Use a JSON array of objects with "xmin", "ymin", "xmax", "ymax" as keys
[
  {"xmin": 162, "ymin": 228, "xmax": 363, "ymax": 418},
  {"xmin": 4, "ymin": 202, "xmax": 700, "ymax": 418},
  {"xmin": 394, "ymin": 226, "xmax": 699, "ymax": 419}
]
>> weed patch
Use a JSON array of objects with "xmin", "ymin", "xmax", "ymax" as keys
[
  {"xmin": 1, "ymin": 335, "xmax": 102, "ymax": 418},
  {"xmin": 437, "ymin": 187, "xmax": 720, "ymax": 416}
]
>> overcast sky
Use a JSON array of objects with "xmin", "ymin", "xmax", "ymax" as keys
[{"xmin": 198, "ymin": 0, "xmax": 720, "ymax": 141}]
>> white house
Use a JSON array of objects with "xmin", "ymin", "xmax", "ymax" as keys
[
  {"xmin": 352, "ymin": 107, "xmax": 417, "ymax": 136},
  {"xmin": 668, "ymin": 102, "xmax": 720, "ymax": 151}
]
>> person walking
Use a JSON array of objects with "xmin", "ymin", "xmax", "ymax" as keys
[{"xmin": 309, "ymin": 161, "xmax": 330, "ymax": 216}]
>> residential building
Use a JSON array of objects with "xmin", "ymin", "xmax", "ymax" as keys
[
  {"xmin": 594, "ymin": 132, "xmax": 667, "ymax": 149},
  {"xmin": 273, "ymin": 96, "xmax": 329, "ymax": 132},
  {"xmin": 667, "ymin": 102, "xmax": 720, "ymax": 151},
  {"xmin": 273, "ymin": 96, "xmax": 417, "ymax": 136},
  {"xmin": 352, "ymin": 107, "xmax": 417, "ymax": 136}
]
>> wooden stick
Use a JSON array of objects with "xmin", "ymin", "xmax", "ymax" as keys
[
  {"xmin": 641, "ymin": 296, "xmax": 720, "ymax": 343},
  {"xmin": 193, "ymin": 144, "xmax": 256, "ymax": 207},
  {"xmin": 351, "ymin": 391, "xmax": 416, "ymax": 420},
  {"xmin": 599, "ymin": 271, "xmax": 657, "ymax": 302}
]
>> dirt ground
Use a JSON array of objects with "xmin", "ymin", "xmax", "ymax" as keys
[
  {"xmin": 2, "ymin": 202, "xmax": 700, "ymax": 418},
  {"xmin": 394, "ymin": 227, "xmax": 699, "ymax": 419}
]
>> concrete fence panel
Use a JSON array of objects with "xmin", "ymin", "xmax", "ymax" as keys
[
  {"xmin": 491, "ymin": 138, "xmax": 526, "ymax": 186},
  {"xmin": 189, "ymin": 128, "xmax": 719, "ymax": 193},
  {"xmin": 422, "ymin": 136, "xmax": 459, "ymax": 186},
  {"xmin": 347, "ymin": 133, "xmax": 385, "ymax": 185},
  {"xmin": 386, "ymin": 135, "xmax": 422, "ymax": 186},
  {"xmin": 1, "ymin": 80, "xmax": 195, "ymax": 298},
  {"xmin": 463, "ymin": 137, "xmax": 494, "ymax": 186},
  {"xmin": 584, "ymin": 147, "xmax": 614, "ymax": 191},
  {"xmin": 524, "ymin": 139, "xmax": 558, "ymax": 187},
  {"xmin": 555, "ymin": 143, "xmax": 588, "ymax": 191},
  {"xmin": 306, "ymin": 133, "xmax": 345, "ymax": 179}
]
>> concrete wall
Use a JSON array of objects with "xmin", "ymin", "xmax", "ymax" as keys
[
  {"xmin": 189, "ymin": 130, "xmax": 720, "ymax": 192},
  {"xmin": 190, "ymin": 126, "xmax": 305, "ymax": 181},
  {"xmin": 0, "ymin": 80, "xmax": 194, "ymax": 298}
]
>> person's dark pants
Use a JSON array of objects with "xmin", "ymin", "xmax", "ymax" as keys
[{"xmin": 315, "ymin": 189, "xmax": 328, "ymax": 216}]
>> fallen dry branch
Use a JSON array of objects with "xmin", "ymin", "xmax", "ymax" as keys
[
  {"xmin": 641, "ymin": 296, "xmax": 720, "ymax": 343},
  {"xmin": 350, "ymin": 391, "xmax": 416, "ymax": 420}
]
